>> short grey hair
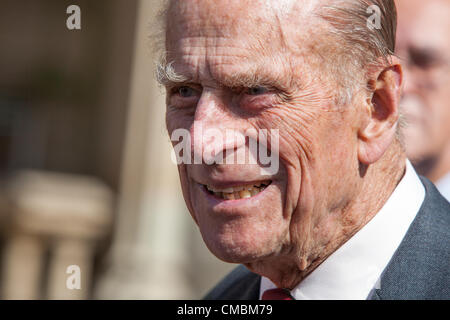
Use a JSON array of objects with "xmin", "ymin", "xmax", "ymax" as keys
[
  {"xmin": 314, "ymin": 0, "xmax": 397, "ymax": 102},
  {"xmin": 315, "ymin": 0, "xmax": 405, "ymax": 142}
]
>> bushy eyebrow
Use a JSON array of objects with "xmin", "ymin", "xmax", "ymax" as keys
[
  {"xmin": 156, "ymin": 59, "xmax": 289, "ymax": 91},
  {"xmin": 219, "ymin": 72, "xmax": 279, "ymax": 89},
  {"xmin": 156, "ymin": 60, "xmax": 189, "ymax": 86}
]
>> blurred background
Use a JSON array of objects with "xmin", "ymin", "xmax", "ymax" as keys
[
  {"xmin": 0, "ymin": 0, "xmax": 234, "ymax": 299},
  {"xmin": 1, "ymin": 0, "xmax": 449, "ymax": 301}
]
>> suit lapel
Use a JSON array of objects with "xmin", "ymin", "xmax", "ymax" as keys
[{"xmin": 370, "ymin": 177, "xmax": 450, "ymax": 300}]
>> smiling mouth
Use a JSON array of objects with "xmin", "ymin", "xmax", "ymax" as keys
[{"xmin": 202, "ymin": 181, "xmax": 272, "ymax": 200}]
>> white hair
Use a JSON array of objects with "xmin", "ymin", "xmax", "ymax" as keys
[{"xmin": 156, "ymin": 57, "xmax": 187, "ymax": 86}]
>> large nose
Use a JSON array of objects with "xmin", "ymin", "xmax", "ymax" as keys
[
  {"xmin": 190, "ymin": 90, "xmax": 245, "ymax": 164},
  {"xmin": 402, "ymin": 64, "xmax": 420, "ymax": 95},
  {"xmin": 396, "ymin": 44, "xmax": 420, "ymax": 96}
]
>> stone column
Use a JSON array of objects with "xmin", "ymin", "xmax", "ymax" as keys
[
  {"xmin": 1, "ymin": 170, "xmax": 113, "ymax": 299},
  {"xmin": 46, "ymin": 238, "xmax": 93, "ymax": 300},
  {"xmin": 94, "ymin": 0, "xmax": 194, "ymax": 299},
  {"xmin": 2, "ymin": 233, "xmax": 45, "ymax": 300}
]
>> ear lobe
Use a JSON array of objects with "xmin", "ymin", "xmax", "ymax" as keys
[{"xmin": 358, "ymin": 60, "xmax": 403, "ymax": 165}]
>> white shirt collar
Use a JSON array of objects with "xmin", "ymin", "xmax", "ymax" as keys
[
  {"xmin": 260, "ymin": 160, "xmax": 425, "ymax": 300},
  {"xmin": 435, "ymin": 171, "xmax": 450, "ymax": 202}
]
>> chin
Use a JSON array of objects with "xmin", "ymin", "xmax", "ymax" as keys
[
  {"xmin": 184, "ymin": 165, "xmax": 289, "ymax": 263},
  {"xmin": 198, "ymin": 219, "xmax": 287, "ymax": 264}
]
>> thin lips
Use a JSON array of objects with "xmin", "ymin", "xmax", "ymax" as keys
[
  {"xmin": 198, "ymin": 179, "xmax": 272, "ymax": 202},
  {"xmin": 206, "ymin": 182, "xmax": 270, "ymax": 193},
  {"xmin": 194, "ymin": 179, "xmax": 272, "ymax": 191}
]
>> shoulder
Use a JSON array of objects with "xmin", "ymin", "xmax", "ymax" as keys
[
  {"xmin": 203, "ymin": 265, "xmax": 261, "ymax": 300},
  {"xmin": 376, "ymin": 177, "xmax": 450, "ymax": 299},
  {"xmin": 413, "ymin": 177, "xmax": 450, "ymax": 247}
]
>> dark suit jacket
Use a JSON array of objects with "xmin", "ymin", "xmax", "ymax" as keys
[{"xmin": 204, "ymin": 177, "xmax": 450, "ymax": 300}]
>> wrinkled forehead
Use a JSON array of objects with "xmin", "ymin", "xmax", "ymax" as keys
[
  {"xmin": 165, "ymin": 0, "xmax": 317, "ymax": 53},
  {"xmin": 167, "ymin": 0, "xmax": 302, "ymax": 26}
]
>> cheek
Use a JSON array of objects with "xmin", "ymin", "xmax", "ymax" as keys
[
  {"xmin": 166, "ymin": 107, "xmax": 195, "ymax": 134},
  {"xmin": 250, "ymin": 105, "xmax": 325, "ymax": 220},
  {"xmin": 432, "ymin": 93, "xmax": 450, "ymax": 121},
  {"xmin": 177, "ymin": 164, "xmax": 198, "ymax": 223},
  {"xmin": 269, "ymin": 104, "xmax": 355, "ymax": 198},
  {"xmin": 258, "ymin": 102, "xmax": 340, "ymax": 177},
  {"xmin": 256, "ymin": 106, "xmax": 319, "ymax": 158}
]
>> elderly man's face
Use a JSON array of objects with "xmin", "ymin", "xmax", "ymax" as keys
[
  {"xmin": 396, "ymin": 0, "xmax": 450, "ymax": 166},
  {"xmin": 165, "ymin": 0, "xmax": 363, "ymax": 263}
]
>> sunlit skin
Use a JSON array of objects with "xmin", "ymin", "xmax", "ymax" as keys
[
  {"xmin": 396, "ymin": 0, "xmax": 450, "ymax": 182},
  {"xmin": 163, "ymin": 0, "xmax": 405, "ymax": 289}
]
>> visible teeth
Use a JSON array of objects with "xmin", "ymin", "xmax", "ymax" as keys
[
  {"xmin": 223, "ymin": 193, "xmax": 235, "ymax": 200},
  {"xmin": 205, "ymin": 181, "xmax": 271, "ymax": 200},
  {"xmin": 239, "ymin": 190, "xmax": 251, "ymax": 198},
  {"xmin": 206, "ymin": 181, "xmax": 270, "ymax": 193}
]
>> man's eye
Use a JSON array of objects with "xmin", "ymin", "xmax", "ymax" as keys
[
  {"xmin": 409, "ymin": 48, "xmax": 440, "ymax": 69},
  {"xmin": 246, "ymin": 86, "xmax": 268, "ymax": 96},
  {"xmin": 178, "ymin": 86, "xmax": 197, "ymax": 97}
]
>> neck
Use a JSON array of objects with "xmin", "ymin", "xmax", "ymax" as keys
[{"xmin": 246, "ymin": 141, "xmax": 406, "ymax": 289}]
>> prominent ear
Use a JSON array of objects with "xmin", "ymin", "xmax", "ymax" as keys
[{"xmin": 358, "ymin": 56, "xmax": 403, "ymax": 164}]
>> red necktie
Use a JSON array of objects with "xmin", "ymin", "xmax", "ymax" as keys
[{"xmin": 261, "ymin": 288, "xmax": 294, "ymax": 300}]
